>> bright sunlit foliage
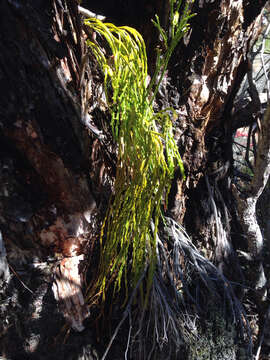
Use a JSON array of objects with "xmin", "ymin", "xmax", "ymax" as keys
[{"xmin": 85, "ymin": 0, "xmax": 194, "ymax": 303}]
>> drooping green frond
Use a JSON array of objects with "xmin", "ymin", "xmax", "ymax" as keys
[{"xmin": 85, "ymin": 1, "xmax": 194, "ymax": 303}]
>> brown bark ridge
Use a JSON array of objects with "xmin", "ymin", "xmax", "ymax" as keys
[
  {"xmin": 0, "ymin": 0, "xmax": 103, "ymax": 356},
  {"xmin": 164, "ymin": 0, "xmax": 267, "ymax": 271},
  {"xmin": 162, "ymin": 1, "xmax": 268, "ymax": 355},
  {"xmin": 169, "ymin": 0, "xmax": 266, "ymax": 212}
]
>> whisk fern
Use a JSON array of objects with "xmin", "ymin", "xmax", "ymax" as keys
[{"xmin": 85, "ymin": 0, "xmax": 194, "ymax": 303}]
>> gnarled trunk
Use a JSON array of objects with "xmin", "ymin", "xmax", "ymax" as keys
[{"xmin": 0, "ymin": 1, "xmax": 269, "ymax": 359}]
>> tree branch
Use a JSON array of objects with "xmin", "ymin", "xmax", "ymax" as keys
[{"xmin": 233, "ymin": 103, "xmax": 270, "ymax": 305}]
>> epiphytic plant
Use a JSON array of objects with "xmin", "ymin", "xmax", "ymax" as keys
[{"xmin": 85, "ymin": 0, "xmax": 194, "ymax": 304}]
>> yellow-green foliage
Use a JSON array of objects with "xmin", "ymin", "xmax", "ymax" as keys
[{"xmin": 85, "ymin": 1, "xmax": 194, "ymax": 302}]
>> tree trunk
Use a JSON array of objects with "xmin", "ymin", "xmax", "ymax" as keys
[
  {"xmin": 0, "ymin": 0, "xmax": 269, "ymax": 359},
  {"xmin": 0, "ymin": 0, "xmax": 101, "ymax": 357}
]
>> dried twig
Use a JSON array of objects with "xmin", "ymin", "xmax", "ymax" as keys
[
  {"xmin": 78, "ymin": 6, "xmax": 106, "ymax": 21},
  {"xmin": 8, "ymin": 263, "xmax": 34, "ymax": 294},
  {"xmin": 260, "ymin": 21, "xmax": 270, "ymax": 99},
  {"xmin": 245, "ymin": 124, "xmax": 255, "ymax": 171},
  {"xmin": 101, "ymin": 268, "xmax": 147, "ymax": 360}
]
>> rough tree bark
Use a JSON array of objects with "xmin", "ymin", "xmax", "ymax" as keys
[
  {"xmin": 0, "ymin": 0, "xmax": 269, "ymax": 359},
  {"xmin": 0, "ymin": 0, "xmax": 101, "ymax": 357}
]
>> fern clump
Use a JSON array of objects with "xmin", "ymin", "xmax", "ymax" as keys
[{"xmin": 85, "ymin": 1, "xmax": 194, "ymax": 302}]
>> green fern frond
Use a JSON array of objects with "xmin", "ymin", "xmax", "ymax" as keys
[{"xmin": 85, "ymin": 0, "xmax": 194, "ymax": 304}]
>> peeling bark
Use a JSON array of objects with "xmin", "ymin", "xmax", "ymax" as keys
[{"xmin": 168, "ymin": 1, "xmax": 266, "ymax": 265}]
